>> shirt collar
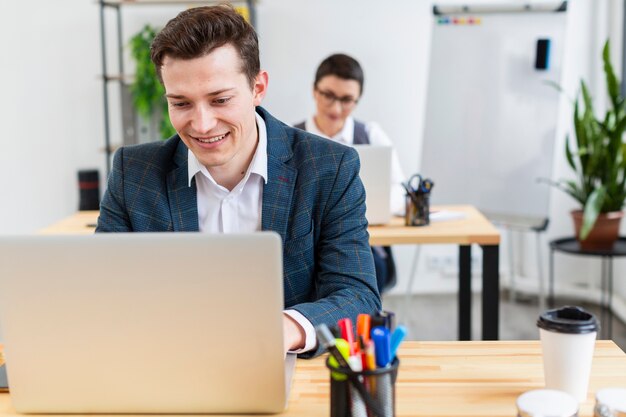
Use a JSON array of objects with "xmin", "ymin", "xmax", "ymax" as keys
[
  {"xmin": 305, "ymin": 115, "xmax": 355, "ymax": 145},
  {"xmin": 187, "ymin": 111, "xmax": 268, "ymax": 187}
]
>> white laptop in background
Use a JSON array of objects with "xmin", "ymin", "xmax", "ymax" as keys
[
  {"xmin": 353, "ymin": 145, "xmax": 393, "ymax": 225},
  {"xmin": 0, "ymin": 233, "xmax": 295, "ymax": 414}
]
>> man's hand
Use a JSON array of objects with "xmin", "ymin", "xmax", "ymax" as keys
[{"xmin": 283, "ymin": 313, "xmax": 306, "ymax": 354}]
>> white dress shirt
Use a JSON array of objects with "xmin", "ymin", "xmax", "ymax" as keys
[
  {"xmin": 303, "ymin": 116, "xmax": 406, "ymax": 215},
  {"xmin": 188, "ymin": 112, "xmax": 316, "ymax": 353}
]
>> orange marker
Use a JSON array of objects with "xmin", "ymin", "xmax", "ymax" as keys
[{"xmin": 356, "ymin": 314, "xmax": 371, "ymax": 343}]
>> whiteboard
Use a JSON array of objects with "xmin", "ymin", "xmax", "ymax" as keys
[{"xmin": 421, "ymin": 2, "xmax": 567, "ymax": 229}]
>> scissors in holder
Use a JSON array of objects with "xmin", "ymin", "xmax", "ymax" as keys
[{"xmin": 406, "ymin": 174, "xmax": 422, "ymax": 195}]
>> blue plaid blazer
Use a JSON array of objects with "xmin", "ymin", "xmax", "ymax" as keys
[{"xmin": 97, "ymin": 107, "xmax": 380, "ymax": 356}]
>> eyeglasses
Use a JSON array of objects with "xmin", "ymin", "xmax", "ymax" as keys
[{"xmin": 315, "ymin": 88, "xmax": 359, "ymax": 109}]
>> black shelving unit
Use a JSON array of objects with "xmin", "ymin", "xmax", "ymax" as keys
[{"xmin": 98, "ymin": 0, "xmax": 257, "ymax": 176}]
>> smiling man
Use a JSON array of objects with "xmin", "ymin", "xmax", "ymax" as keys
[{"xmin": 96, "ymin": 5, "xmax": 380, "ymax": 357}]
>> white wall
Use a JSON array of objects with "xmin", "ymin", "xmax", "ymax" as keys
[
  {"xmin": 257, "ymin": 0, "xmax": 429, "ymax": 176},
  {"xmin": 1, "ymin": 0, "xmax": 624, "ymax": 316},
  {"xmin": 0, "ymin": 1, "xmax": 104, "ymax": 234}
]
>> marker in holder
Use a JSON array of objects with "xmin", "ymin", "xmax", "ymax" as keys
[{"xmin": 326, "ymin": 357, "xmax": 400, "ymax": 417}]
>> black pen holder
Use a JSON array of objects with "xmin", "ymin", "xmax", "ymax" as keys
[
  {"xmin": 405, "ymin": 193, "xmax": 429, "ymax": 226},
  {"xmin": 326, "ymin": 357, "xmax": 399, "ymax": 417}
]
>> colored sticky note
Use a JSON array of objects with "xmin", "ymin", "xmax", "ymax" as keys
[{"xmin": 234, "ymin": 6, "xmax": 250, "ymax": 23}]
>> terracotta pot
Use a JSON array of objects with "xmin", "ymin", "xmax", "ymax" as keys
[{"xmin": 571, "ymin": 210, "xmax": 624, "ymax": 250}]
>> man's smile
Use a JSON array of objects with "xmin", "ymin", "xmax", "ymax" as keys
[{"xmin": 191, "ymin": 132, "xmax": 230, "ymax": 144}]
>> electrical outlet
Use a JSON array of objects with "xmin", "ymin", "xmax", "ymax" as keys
[{"xmin": 426, "ymin": 255, "xmax": 441, "ymax": 270}]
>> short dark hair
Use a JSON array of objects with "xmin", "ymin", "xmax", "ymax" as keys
[
  {"xmin": 314, "ymin": 53, "xmax": 364, "ymax": 95},
  {"xmin": 150, "ymin": 5, "xmax": 260, "ymax": 88}
]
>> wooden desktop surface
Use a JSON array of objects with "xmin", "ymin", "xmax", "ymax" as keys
[
  {"xmin": 0, "ymin": 341, "xmax": 624, "ymax": 416},
  {"xmin": 38, "ymin": 205, "xmax": 501, "ymax": 247},
  {"xmin": 368, "ymin": 205, "xmax": 500, "ymax": 246},
  {"xmin": 38, "ymin": 211, "xmax": 99, "ymax": 235}
]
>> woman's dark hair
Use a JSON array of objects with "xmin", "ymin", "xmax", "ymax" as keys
[{"xmin": 314, "ymin": 53, "xmax": 364, "ymax": 94}]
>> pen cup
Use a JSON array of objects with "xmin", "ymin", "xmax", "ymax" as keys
[
  {"xmin": 405, "ymin": 192, "xmax": 429, "ymax": 226},
  {"xmin": 326, "ymin": 357, "xmax": 399, "ymax": 417}
]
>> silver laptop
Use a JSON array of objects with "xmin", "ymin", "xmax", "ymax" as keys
[
  {"xmin": 0, "ymin": 233, "xmax": 294, "ymax": 414},
  {"xmin": 354, "ymin": 145, "xmax": 392, "ymax": 225}
]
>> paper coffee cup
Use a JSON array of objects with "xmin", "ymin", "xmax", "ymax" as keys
[{"xmin": 537, "ymin": 306, "xmax": 599, "ymax": 402}]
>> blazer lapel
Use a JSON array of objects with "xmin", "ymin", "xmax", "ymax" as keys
[
  {"xmin": 167, "ymin": 140, "xmax": 199, "ymax": 232},
  {"xmin": 263, "ymin": 158, "xmax": 296, "ymax": 242},
  {"xmin": 260, "ymin": 108, "xmax": 296, "ymax": 243}
]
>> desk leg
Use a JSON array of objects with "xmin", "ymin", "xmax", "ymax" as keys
[
  {"xmin": 482, "ymin": 245, "xmax": 500, "ymax": 340},
  {"xmin": 459, "ymin": 245, "xmax": 471, "ymax": 340},
  {"xmin": 548, "ymin": 248, "xmax": 555, "ymax": 307},
  {"xmin": 601, "ymin": 257, "xmax": 607, "ymax": 339},
  {"xmin": 600, "ymin": 257, "xmax": 614, "ymax": 340},
  {"xmin": 608, "ymin": 256, "xmax": 613, "ymax": 339}
]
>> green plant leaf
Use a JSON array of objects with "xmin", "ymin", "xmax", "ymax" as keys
[
  {"xmin": 128, "ymin": 24, "xmax": 173, "ymax": 140},
  {"xmin": 552, "ymin": 38, "xmax": 626, "ymax": 235},
  {"xmin": 580, "ymin": 186, "xmax": 607, "ymax": 240},
  {"xmin": 603, "ymin": 40, "xmax": 621, "ymax": 110},
  {"xmin": 563, "ymin": 180, "xmax": 586, "ymax": 204},
  {"xmin": 564, "ymin": 134, "xmax": 576, "ymax": 171},
  {"xmin": 160, "ymin": 101, "xmax": 177, "ymax": 138},
  {"xmin": 580, "ymin": 80, "xmax": 594, "ymax": 114},
  {"xmin": 544, "ymin": 79, "xmax": 575, "ymax": 104}
]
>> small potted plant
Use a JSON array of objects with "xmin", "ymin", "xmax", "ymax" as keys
[
  {"xmin": 551, "ymin": 40, "xmax": 626, "ymax": 250},
  {"xmin": 129, "ymin": 25, "xmax": 176, "ymax": 140}
]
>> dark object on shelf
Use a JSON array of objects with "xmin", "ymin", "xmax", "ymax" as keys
[
  {"xmin": 78, "ymin": 170, "xmax": 100, "ymax": 211},
  {"xmin": 549, "ymin": 236, "xmax": 626, "ymax": 340}
]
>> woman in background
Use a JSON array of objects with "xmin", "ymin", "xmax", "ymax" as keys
[{"xmin": 294, "ymin": 53, "xmax": 405, "ymax": 294}]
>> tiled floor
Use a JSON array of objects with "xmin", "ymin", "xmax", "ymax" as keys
[{"xmin": 382, "ymin": 292, "xmax": 626, "ymax": 351}]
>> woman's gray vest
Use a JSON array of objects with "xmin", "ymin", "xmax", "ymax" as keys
[{"xmin": 293, "ymin": 120, "xmax": 370, "ymax": 144}]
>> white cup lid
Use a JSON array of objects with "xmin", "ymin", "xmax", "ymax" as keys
[
  {"xmin": 596, "ymin": 388, "xmax": 626, "ymax": 416},
  {"xmin": 517, "ymin": 389, "xmax": 578, "ymax": 417}
]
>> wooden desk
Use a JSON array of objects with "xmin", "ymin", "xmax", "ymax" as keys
[
  {"xmin": 370, "ymin": 205, "xmax": 501, "ymax": 341},
  {"xmin": 39, "ymin": 205, "xmax": 501, "ymax": 340},
  {"xmin": 1, "ymin": 341, "xmax": 624, "ymax": 417},
  {"xmin": 368, "ymin": 205, "xmax": 500, "ymax": 246},
  {"xmin": 38, "ymin": 211, "xmax": 99, "ymax": 235},
  {"xmin": 39, "ymin": 206, "xmax": 499, "ymax": 243}
]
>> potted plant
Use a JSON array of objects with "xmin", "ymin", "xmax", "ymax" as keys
[
  {"xmin": 552, "ymin": 40, "xmax": 626, "ymax": 250},
  {"xmin": 129, "ymin": 25, "xmax": 176, "ymax": 140}
]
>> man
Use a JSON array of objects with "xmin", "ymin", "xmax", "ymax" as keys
[
  {"xmin": 295, "ymin": 54, "xmax": 405, "ymax": 294},
  {"xmin": 96, "ymin": 6, "xmax": 380, "ymax": 358}
]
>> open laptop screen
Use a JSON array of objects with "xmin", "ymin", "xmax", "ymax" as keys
[{"xmin": 0, "ymin": 233, "xmax": 287, "ymax": 413}]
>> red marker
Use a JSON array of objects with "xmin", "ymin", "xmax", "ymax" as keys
[{"xmin": 337, "ymin": 318, "xmax": 356, "ymax": 355}]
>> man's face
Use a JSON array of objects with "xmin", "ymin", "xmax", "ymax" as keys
[
  {"xmin": 313, "ymin": 75, "xmax": 360, "ymax": 134},
  {"xmin": 161, "ymin": 45, "xmax": 267, "ymax": 173}
]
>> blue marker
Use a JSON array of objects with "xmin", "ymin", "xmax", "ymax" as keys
[
  {"xmin": 371, "ymin": 326, "xmax": 391, "ymax": 367},
  {"xmin": 390, "ymin": 325, "xmax": 407, "ymax": 361}
]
